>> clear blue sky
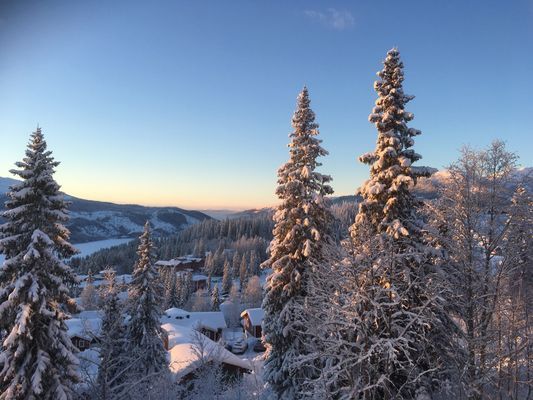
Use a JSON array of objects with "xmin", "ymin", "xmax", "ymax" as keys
[{"xmin": 0, "ymin": 0, "xmax": 531, "ymax": 209}]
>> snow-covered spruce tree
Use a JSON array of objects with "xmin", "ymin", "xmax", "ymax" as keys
[
  {"xmin": 222, "ymin": 259, "xmax": 232, "ymax": 294},
  {"xmin": 161, "ymin": 269, "xmax": 171, "ymax": 309},
  {"xmin": 95, "ymin": 268, "xmax": 129, "ymax": 399},
  {"xmin": 239, "ymin": 255, "xmax": 248, "ymax": 290},
  {"xmin": 204, "ymin": 252, "xmax": 214, "ymax": 276},
  {"xmin": 249, "ymin": 251, "xmax": 260, "ymax": 276},
  {"xmin": 211, "ymin": 285, "xmax": 221, "ymax": 311},
  {"xmin": 262, "ymin": 87, "xmax": 334, "ymax": 399},
  {"xmin": 177, "ymin": 273, "xmax": 187, "ymax": 307},
  {"xmin": 232, "ymin": 252, "xmax": 241, "ymax": 278},
  {"xmin": 0, "ymin": 127, "xmax": 79, "ymax": 400},
  {"xmin": 357, "ymin": 48, "xmax": 433, "ymax": 235},
  {"xmin": 163, "ymin": 267, "xmax": 180, "ymax": 309},
  {"xmin": 127, "ymin": 222, "xmax": 167, "ymax": 378},
  {"xmin": 212, "ymin": 246, "xmax": 225, "ymax": 276},
  {"xmin": 178, "ymin": 271, "xmax": 194, "ymax": 308},
  {"xmin": 340, "ymin": 49, "xmax": 458, "ymax": 398},
  {"xmin": 183, "ymin": 271, "xmax": 194, "ymax": 302}
]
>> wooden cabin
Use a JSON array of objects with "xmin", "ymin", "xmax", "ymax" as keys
[
  {"xmin": 155, "ymin": 256, "xmax": 204, "ymax": 274},
  {"xmin": 240, "ymin": 308, "xmax": 264, "ymax": 338}
]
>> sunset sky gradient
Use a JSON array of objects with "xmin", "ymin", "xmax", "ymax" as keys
[{"xmin": 0, "ymin": 0, "xmax": 531, "ymax": 210}]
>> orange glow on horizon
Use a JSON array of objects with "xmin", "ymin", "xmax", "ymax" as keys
[{"xmin": 62, "ymin": 185, "xmax": 278, "ymax": 211}]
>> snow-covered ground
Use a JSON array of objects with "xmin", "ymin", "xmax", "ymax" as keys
[
  {"xmin": 72, "ymin": 238, "xmax": 133, "ymax": 258},
  {"xmin": 0, "ymin": 238, "xmax": 133, "ymax": 265}
]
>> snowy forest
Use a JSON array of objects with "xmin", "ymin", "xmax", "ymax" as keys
[{"xmin": 0, "ymin": 48, "xmax": 531, "ymax": 400}]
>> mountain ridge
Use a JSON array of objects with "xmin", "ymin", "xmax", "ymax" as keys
[
  {"xmin": 1, "ymin": 167, "xmax": 529, "ymax": 242},
  {"xmin": 0, "ymin": 177, "xmax": 212, "ymax": 243},
  {"xmin": 225, "ymin": 167, "xmax": 533, "ymax": 216}
]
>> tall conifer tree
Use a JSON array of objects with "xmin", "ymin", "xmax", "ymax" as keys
[
  {"xmin": 0, "ymin": 128, "xmax": 79, "ymax": 400},
  {"xmin": 127, "ymin": 222, "xmax": 167, "ymax": 377},
  {"xmin": 262, "ymin": 87, "xmax": 334, "ymax": 399},
  {"xmin": 339, "ymin": 48, "xmax": 457, "ymax": 399},
  {"xmin": 222, "ymin": 259, "xmax": 232, "ymax": 294},
  {"xmin": 211, "ymin": 285, "xmax": 221, "ymax": 311},
  {"xmin": 239, "ymin": 255, "xmax": 248, "ymax": 290},
  {"xmin": 97, "ymin": 268, "xmax": 129, "ymax": 398}
]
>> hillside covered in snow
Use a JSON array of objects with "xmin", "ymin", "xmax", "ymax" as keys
[{"xmin": 0, "ymin": 177, "xmax": 211, "ymax": 243}]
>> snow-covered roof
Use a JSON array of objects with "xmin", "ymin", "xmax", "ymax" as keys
[
  {"xmin": 78, "ymin": 273, "xmax": 132, "ymax": 289},
  {"xmin": 191, "ymin": 312, "xmax": 226, "ymax": 331},
  {"xmin": 65, "ymin": 317, "xmax": 102, "ymax": 341},
  {"xmin": 163, "ymin": 323, "xmax": 251, "ymax": 379},
  {"xmin": 165, "ymin": 308, "xmax": 191, "ymax": 320},
  {"xmin": 155, "ymin": 260, "xmax": 182, "ymax": 267},
  {"xmin": 240, "ymin": 308, "xmax": 264, "ymax": 326},
  {"xmin": 155, "ymin": 256, "xmax": 202, "ymax": 267},
  {"xmin": 162, "ymin": 323, "xmax": 195, "ymax": 347},
  {"xmin": 191, "ymin": 274, "xmax": 208, "ymax": 282},
  {"xmin": 179, "ymin": 256, "xmax": 202, "ymax": 262},
  {"xmin": 163, "ymin": 308, "xmax": 226, "ymax": 332}
]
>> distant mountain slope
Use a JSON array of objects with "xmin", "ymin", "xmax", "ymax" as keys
[
  {"xmin": 332, "ymin": 167, "xmax": 532, "ymax": 204},
  {"xmin": 1, "ymin": 167, "xmax": 530, "ymax": 243},
  {"xmin": 199, "ymin": 209, "xmax": 241, "ymax": 220},
  {"xmin": 0, "ymin": 177, "xmax": 212, "ymax": 243},
  {"xmin": 414, "ymin": 167, "xmax": 532, "ymax": 200},
  {"xmin": 227, "ymin": 208, "xmax": 274, "ymax": 219}
]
